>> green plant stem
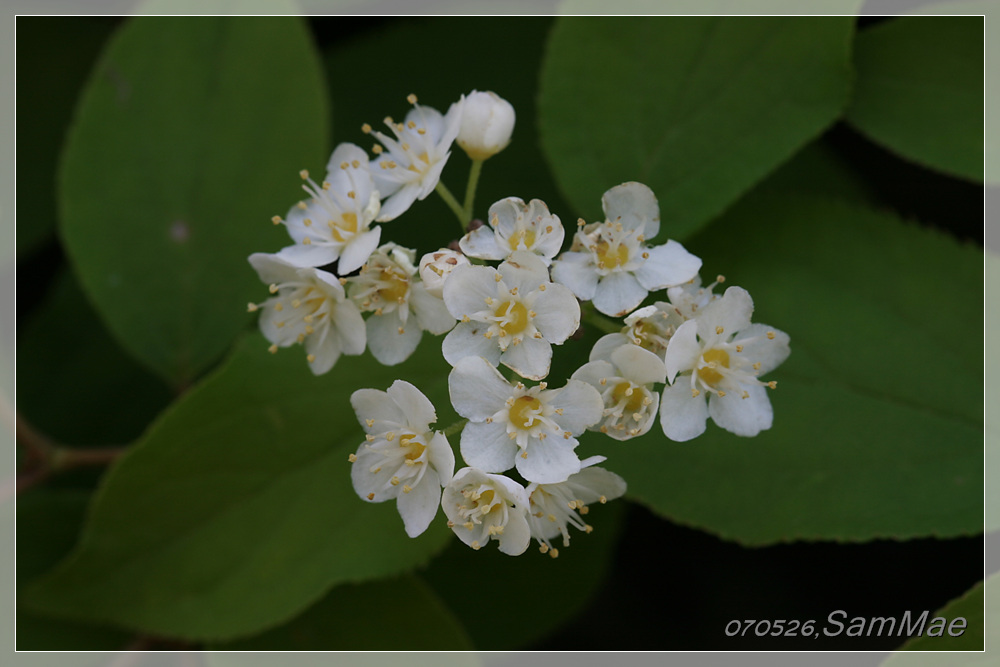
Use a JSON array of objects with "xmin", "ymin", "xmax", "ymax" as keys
[
  {"xmin": 462, "ymin": 159, "xmax": 484, "ymax": 223},
  {"xmin": 582, "ymin": 304, "xmax": 624, "ymax": 335},
  {"xmin": 435, "ymin": 181, "xmax": 467, "ymax": 233},
  {"xmin": 441, "ymin": 418, "xmax": 469, "ymax": 438}
]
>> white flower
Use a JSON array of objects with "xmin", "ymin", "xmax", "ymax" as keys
[
  {"xmin": 456, "ymin": 90, "xmax": 516, "ymax": 160},
  {"xmin": 551, "ymin": 182, "xmax": 702, "ymax": 317},
  {"xmin": 572, "ymin": 340, "xmax": 666, "ymax": 440},
  {"xmin": 247, "ymin": 252, "xmax": 365, "ymax": 375},
  {"xmin": 364, "ymin": 93, "xmax": 464, "ymax": 222},
  {"xmin": 349, "ymin": 380, "xmax": 455, "ymax": 538},
  {"xmin": 418, "ymin": 248, "xmax": 470, "ymax": 298},
  {"xmin": 459, "ymin": 197, "xmax": 564, "ymax": 265},
  {"xmin": 442, "ymin": 251, "xmax": 579, "ymax": 381},
  {"xmin": 348, "ymin": 243, "xmax": 455, "ymax": 366},
  {"xmin": 664, "ymin": 273, "xmax": 726, "ymax": 320},
  {"xmin": 274, "ymin": 143, "xmax": 382, "ymax": 275},
  {"xmin": 661, "ymin": 286, "xmax": 790, "ymax": 441},
  {"xmin": 448, "ymin": 356, "xmax": 604, "ymax": 484},
  {"xmin": 441, "ymin": 467, "xmax": 530, "ymax": 555},
  {"xmin": 526, "ymin": 456, "xmax": 626, "ymax": 557}
]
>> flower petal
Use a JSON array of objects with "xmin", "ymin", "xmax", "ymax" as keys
[
  {"xmin": 366, "ymin": 310, "xmax": 422, "ymax": 366},
  {"xmin": 459, "ymin": 225, "xmax": 506, "ymax": 260},
  {"xmin": 376, "ymin": 183, "xmax": 422, "ymax": 222},
  {"xmin": 441, "ymin": 321, "xmax": 502, "ymax": 369},
  {"xmin": 659, "ymin": 378, "xmax": 708, "ymax": 442},
  {"xmin": 330, "ymin": 301, "xmax": 367, "ymax": 356},
  {"xmin": 499, "ymin": 336, "xmax": 552, "ymax": 381},
  {"xmin": 588, "ymin": 333, "xmax": 632, "ymax": 363},
  {"xmin": 498, "ymin": 251, "xmax": 550, "ymax": 296},
  {"xmin": 448, "ymin": 355, "xmax": 512, "ymax": 420},
  {"xmin": 338, "ymin": 227, "xmax": 382, "ymax": 275},
  {"xmin": 274, "ymin": 243, "xmax": 340, "ymax": 269},
  {"xmin": 460, "ymin": 420, "xmax": 518, "ymax": 473},
  {"xmin": 633, "ymin": 240, "xmax": 702, "ymax": 291},
  {"xmin": 530, "ymin": 283, "xmax": 580, "ymax": 344},
  {"xmin": 547, "ymin": 379, "xmax": 604, "ymax": 434},
  {"xmin": 565, "ymin": 466, "xmax": 627, "ymax": 504},
  {"xmin": 304, "ymin": 329, "xmax": 342, "ymax": 375},
  {"xmin": 732, "ymin": 323, "xmax": 791, "ymax": 375},
  {"xmin": 442, "ymin": 264, "xmax": 498, "ymax": 320},
  {"xmin": 697, "ymin": 286, "xmax": 754, "ymax": 343},
  {"xmin": 426, "ymin": 431, "xmax": 455, "ymax": 486},
  {"xmin": 351, "ymin": 388, "xmax": 406, "ymax": 434},
  {"xmin": 517, "ymin": 435, "xmax": 581, "ymax": 484},
  {"xmin": 550, "ymin": 252, "xmax": 598, "ymax": 301},
  {"xmin": 663, "ymin": 319, "xmax": 700, "ymax": 382},
  {"xmin": 592, "ymin": 271, "xmax": 647, "ymax": 317},
  {"xmin": 496, "ymin": 508, "xmax": 531, "ymax": 556},
  {"xmin": 387, "ymin": 379, "xmax": 437, "ymax": 432},
  {"xmin": 708, "ymin": 383, "xmax": 773, "ymax": 437},
  {"xmin": 610, "ymin": 344, "xmax": 667, "ymax": 386},
  {"xmin": 602, "ymin": 181, "xmax": 660, "ymax": 238},
  {"xmin": 570, "ymin": 359, "xmax": 616, "ymax": 392},
  {"xmin": 410, "ymin": 284, "xmax": 456, "ymax": 336},
  {"xmin": 351, "ymin": 442, "xmax": 399, "ymax": 502},
  {"xmin": 396, "ymin": 467, "xmax": 441, "ymax": 538}
]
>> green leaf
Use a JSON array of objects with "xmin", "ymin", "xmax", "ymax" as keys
[
  {"xmin": 16, "ymin": 17, "xmax": 114, "ymax": 259},
  {"xmin": 595, "ymin": 195, "xmax": 982, "ymax": 544},
  {"xmin": 23, "ymin": 335, "xmax": 457, "ymax": 641},
  {"xmin": 59, "ymin": 17, "xmax": 329, "ymax": 387},
  {"xmin": 846, "ymin": 17, "xmax": 984, "ymax": 182},
  {"xmin": 17, "ymin": 270, "xmax": 173, "ymax": 447},
  {"xmin": 882, "ymin": 573, "xmax": 996, "ymax": 661},
  {"xmin": 213, "ymin": 575, "xmax": 474, "ymax": 650},
  {"xmin": 538, "ymin": 17, "xmax": 854, "ymax": 240},
  {"xmin": 419, "ymin": 500, "xmax": 624, "ymax": 649},
  {"xmin": 17, "ymin": 489, "xmax": 132, "ymax": 650}
]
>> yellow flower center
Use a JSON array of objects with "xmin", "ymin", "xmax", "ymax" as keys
[
  {"xmin": 595, "ymin": 240, "xmax": 629, "ymax": 269},
  {"xmin": 400, "ymin": 434, "xmax": 425, "ymax": 461},
  {"xmin": 495, "ymin": 300, "xmax": 529, "ymax": 336},
  {"xmin": 697, "ymin": 348, "xmax": 730, "ymax": 386},
  {"xmin": 611, "ymin": 382, "xmax": 646, "ymax": 414},
  {"xmin": 330, "ymin": 211, "xmax": 358, "ymax": 243},
  {"xmin": 508, "ymin": 395, "xmax": 542, "ymax": 429},
  {"xmin": 379, "ymin": 269, "xmax": 410, "ymax": 303},
  {"xmin": 508, "ymin": 228, "xmax": 536, "ymax": 250}
]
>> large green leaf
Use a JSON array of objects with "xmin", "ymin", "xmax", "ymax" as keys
[
  {"xmin": 17, "ymin": 270, "xmax": 173, "ymax": 447},
  {"xmin": 538, "ymin": 17, "xmax": 854, "ymax": 239},
  {"xmin": 59, "ymin": 16, "xmax": 329, "ymax": 387},
  {"xmin": 23, "ymin": 335, "xmax": 458, "ymax": 641},
  {"xmin": 419, "ymin": 500, "xmax": 624, "ymax": 649},
  {"xmin": 214, "ymin": 575, "xmax": 474, "ymax": 650},
  {"xmin": 17, "ymin": 489, "xmax": 131, "ymax": 650},
  {"xmin": 846, "ymin": 17, "xmax": 984, "ymax": 182},
  {"xmin": 15, "ymin": 17, "xmax": 113, "ymax": 259},
  {"xmin": 587, "ymin": 195, "xmax": 982, "ymax": 544}
]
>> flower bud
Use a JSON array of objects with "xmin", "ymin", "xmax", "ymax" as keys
[
  {"xmin": 456, "ymin": 90, "xmax": 515, "ymax": 160},
  {"xmin": 418, "ymin": 249, "xmax": 470, "ymax": 297}
]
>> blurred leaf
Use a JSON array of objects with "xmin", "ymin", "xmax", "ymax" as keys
[
  {"xmin": 538, "ymin": 17, "xmax": 854, "ymax": 240},
  {"xmin": 420, "ymin": 501, "xmax": 624, "ymax": 649},
  {"xmin": 590, "ymin": 195, "xmax": 982, "ymax": 544},
  {"xmin": 214, "ymin": 575, "xmax": 474, "ymax": 650},
  {"xmin": 59, "ymin": 16, "xmax": 329, "ymax": 387},
  {"xmin": 882, "ymin": 574, "xmax": 994, "ymax": 660},
  {"xmin": 16, "ymin": 17, "xmax": 115, "ymax": 259},
  {"xmin": 846, "ymin": 17, "xmax": 984, "ymax": 183},
  {"xmin": 17, "ymin": 489, "xmax": 131, "ymax": 650},
  {"xmin": 753, "ymin": 136, "xmax": 877, "ymax": 204},
  {"xmin": 324, "ymin": 17, "xmax": 569, "ymax": 252},
  {"xmin": 17, "ymin": 270, "xmax": 173, "ymax": 446},
  {"xmin": 23, "ymin": 334, "xmax": 457, "ymax": 641}
]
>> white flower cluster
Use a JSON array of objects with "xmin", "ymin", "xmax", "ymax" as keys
[{"xmin": 246, "ymin": 90, "xmax": 790, "ymax": 558}]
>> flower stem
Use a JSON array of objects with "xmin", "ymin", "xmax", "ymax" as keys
[
  {"xmin": 462, "ymin": 159, "xmax": 484, "ymax": 224},
  {"xmin": 582, "ymin": 304, "xmax": 623, "ymax": 335},
  {"xmin": 441, "ymin": 418, "xmax": 468, "ymax": 438},
  {"xmin": 435, "ymin": 181, "xmax": 467, "ymax": 234}
]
